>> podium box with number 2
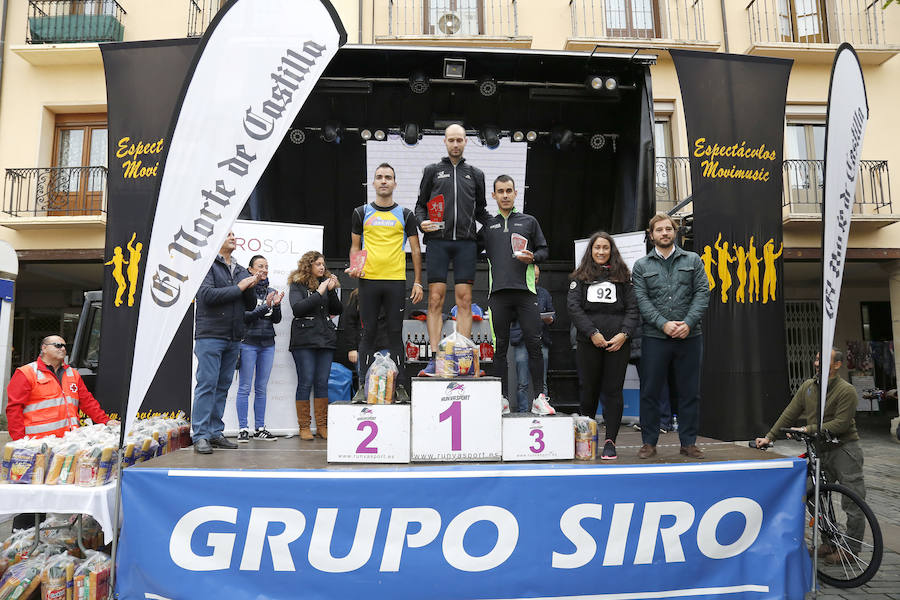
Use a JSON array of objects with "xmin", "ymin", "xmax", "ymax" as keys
[
  {"xmin": 501, "ymin": 413, "xmax": 574, "ymax": 461},
  {"xmin": 327, "ymin": 402, "xmax": 411, "ymax": 463},
  {"xmin": 411, "ymin": 377, "xmax": 502, "ymax": 462}
]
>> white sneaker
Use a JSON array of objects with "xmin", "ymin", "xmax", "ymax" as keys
[
  {"xmin": 501, "ymin": 396, "xmax": 510, "ymax": 415},
  {"xmin": 531, "ymin": 393, "xmax": 555, "ymax": 416}
]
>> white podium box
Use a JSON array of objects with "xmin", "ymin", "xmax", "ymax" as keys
[
  {"xmin": 411, "ymin": 377, "xmax": 502, "ymax": 462},
  {"xmin": 502, "ymin": 413, "xmax": 575, "ymax": 461},
  {"xmin": 327, "ymin": 402, "xmax": 411, "ymax": 464}
]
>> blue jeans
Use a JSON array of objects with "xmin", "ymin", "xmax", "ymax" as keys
[
  {"xmin": 639, "ymin": 335, "xmax": 702, "ymax": 447},
  {"xmin": 192, "ymin": 338, "xmax": 241, "ymax": 441},
  {"xmin": 236, "ymin": 343, "xmax": 275, "ymax": 429},
  {"xmin": 291, "ymin": 348, "xmax": 333, "ymax": 400},
  {"xmin": 514, "ymin": 343, "xmax": 549, "ymax": 413}
]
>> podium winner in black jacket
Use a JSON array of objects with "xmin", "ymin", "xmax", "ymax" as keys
[
  {"xmin": 288, "ymin": 251, "xmax": 342, "ymax": 441},
  {"xmin": 480, "ymin": 175, "xmax": 552, "ymax": 416},
  {"xmin": 567, "ymin": 232, "xmax": 639, "ymax": 460}
]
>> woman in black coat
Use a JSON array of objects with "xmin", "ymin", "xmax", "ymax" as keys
[
  {"xmin": 567, "ymin": 231, "xmax": 639, "ymax": 460},
  {"xmin": 288, "ymin": 251, "xmax": 342, "ymax": 440}
]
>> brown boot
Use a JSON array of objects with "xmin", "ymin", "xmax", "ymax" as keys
[
  {"xmin": 295, "ymin": 401, "xmax": 313, "ymax": 440},
  {"xmin": 314, "ymin": 397, "xmax": 329, "ymax": 439}
]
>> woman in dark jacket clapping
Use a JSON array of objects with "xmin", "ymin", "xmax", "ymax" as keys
[
  {"xmin": 236, "ymin": 255, "xmax": 284, "ymax": 442},
  {"xmin": 568, "ymin": 231, "xmax": 639, "ymax": 460},
  {"xmin": 288, "ymin": 251, "xmax": 342, "ymax": 440}
]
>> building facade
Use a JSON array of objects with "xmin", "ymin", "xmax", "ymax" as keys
[{"xmin": 0, "ymin": 0, "xmax": 897, "ymax": 398}]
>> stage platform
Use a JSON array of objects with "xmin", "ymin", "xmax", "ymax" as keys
[{"xmin": 136, "ymin": 426, "xmax": 776, "ymax": 470}]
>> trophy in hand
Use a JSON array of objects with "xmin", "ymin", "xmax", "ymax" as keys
[
  {"xmin": 427, "ymin": 194, "xmax": 445, "ymax": 230},
  {"xmin": 511, "ymin": 233, "xmax": 528, "ymax": 257}
]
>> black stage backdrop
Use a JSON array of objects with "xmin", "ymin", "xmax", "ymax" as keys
[
  {"xmin": 97, "ymin": 40, "xmax": 199, "ymax": 419},
  {"xmin": 671, "ymin": 50, "xmax": 792, "ymax": 441}
]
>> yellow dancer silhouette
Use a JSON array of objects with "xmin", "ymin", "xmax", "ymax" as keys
[
  {"xmin": 713, "ymin": 233, "xmax": 735, "ymax": 303},
  {"xmin": 748, "ymin": 236, "xmax": 762, "ymax": 304},
  {"xmin": 126, "ymin": 233, "xmax": 143, "ymax": 307},
  {"xmin": 734, "ymin": 244, "xmax": 748, "ymax": 304},
  {"xmin": 700, "ymin": 245, "xmax": 716, "ymax": 290},
  {"xmin": 762, "ymin": 238, "xmax": 783, "ymax": 304},
  {"xmin": 104, "ymin": 246, "xmax": 128, "ymax": 307}
]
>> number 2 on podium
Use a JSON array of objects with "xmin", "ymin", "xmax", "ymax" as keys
[
  {"xmin": 356, "ymin": 420, "xmax": 378, "ymax": 454},
  {"xmin": 439, "ymin": 401, "xmax": 462, "ymax": 451}
]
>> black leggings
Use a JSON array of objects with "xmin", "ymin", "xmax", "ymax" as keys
[
  {"xmin": 358, "ymin": 278, "xmax": 406, "ymax": 387},
  {"xmin": 490, "ymin": 289, "xmax": 544, "ymax": 401},
  {"xmin": 576, "ymin": 338, "xmax": 631, "ymax": 442}
]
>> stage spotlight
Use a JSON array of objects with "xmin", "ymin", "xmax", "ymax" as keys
[
  {"xmin": 550, "ymin": 126, "xmax": 574, "ymax": 151},
  {"xmin": 589, "ymin": 133, "xmax": 606, "ymax": 150},
  {"xmin": 526, "ymin": 130, "xmax": 538, "ymax": 142},
  {"xmin": 478, "ymin": 77, "xmax": 498, "ymax": 97},
  {"xmin": 374, "ymin": 129, "xmax": 386, "ymax": 141},
  {"xmin": 360, "ymin": 129, "xmax": 373, "ymax": 141},
  {"xmin": 289, "ymin": 128, "xmax": 306, "ymax": 144},
  {"xmin": 512, "ymin": 130, "xmax": 525, "ymax": 142},
  {"xmin": 480, "ymin": 126, "xmax": 501, "ymax": 150},
  {"xmin": 604, "ymin": 76, "xmax": 618, "ymax": 91},
  {"xmin": 401, "ymin": 122, "xmax": 421, "ymax": 146},
  {"xmin": 444, "ymin": 57, "xmax": 466, "ymax": 79},
  {"xmin": 321, "ymin": 122, "xmax": 342, "ymax": 143},
  {"xmin": 587, "ymin": 75, "xmax": 604, "ymax": 91},
  {"xmin": 409, "ymin": 71, "xmax": 430, "ymax": 94},
  {"xmin": 586, "ymin": 75, "xmax": 619, "ymax": 94}
]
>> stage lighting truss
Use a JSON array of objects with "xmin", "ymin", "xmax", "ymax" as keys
[
  {"xmin": 360, "ymin": 129, "xmax": 387, "ymax": 142},
  {"xmin": 289, "ymin": 128, "xmax": 306, "ymax": 144},
  {"xmin": 321, "ymin": 122, "xmax": 342, "ymax": 143},
  {"xmin": 401, "ymin": 123, "xmax": 421, "ymax": 146},
  {"xmin": 511, "ymin": 130, "xmax": 538, "ymax": 143},
  {"xmin": 477, "ymin": 77, "xmax": 498, "ymax": 98},
  {"xmin": 409, "ymin": 71, "xmax": 430, "ymax": 94},
  {"xmin": 444, "ymin": 58, "xmax": 466, "ymax": 79},
  {"xmin": 585, "ymin": 75, "xmax": 619, "ymax": 94},
  {"xmin": 479, "ymin": 126, "xmax": 501, "ymax": 150}
]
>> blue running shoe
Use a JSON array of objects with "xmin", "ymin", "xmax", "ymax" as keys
[{"xmin": 418, "ymin": 359, "xmax": 436, "ymax": 377}]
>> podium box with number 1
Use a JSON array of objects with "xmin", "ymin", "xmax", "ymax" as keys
[{"xmin": 411, "ymin": 377, "xmax": 502, "ymax": 462}]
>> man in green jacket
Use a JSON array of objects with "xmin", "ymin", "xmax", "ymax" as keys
[
  {"xmin": 632, "ymin": 213, "xmax": 710, "ymax": 459},
  {"xmin": 755, "ymin": 348, "xmax": 866, "ymax": 560}
]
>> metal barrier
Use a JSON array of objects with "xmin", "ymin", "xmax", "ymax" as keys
[{"xmin": 569, "ymin": 0, "xmax": 706, "ymax": 41}]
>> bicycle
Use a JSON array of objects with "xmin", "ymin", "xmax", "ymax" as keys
[{"xmin": 751, "ymin": 428, "xmax": 883, "ymax": 588}]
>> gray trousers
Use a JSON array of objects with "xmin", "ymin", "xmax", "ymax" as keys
[{"xmin": 821, "ymin": 440, "xmax": 866, "ymax": 551}]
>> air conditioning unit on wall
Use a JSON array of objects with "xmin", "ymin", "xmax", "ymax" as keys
[{"xmin": 436, "ymin": 12, "xmax": 463, "ymax": 35}]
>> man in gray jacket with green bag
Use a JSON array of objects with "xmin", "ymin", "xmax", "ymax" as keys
[{"xmin": 632, "ymin": 214, "xmax": 710, "ymax": 459}]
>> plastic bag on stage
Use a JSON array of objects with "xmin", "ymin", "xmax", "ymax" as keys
[
  {"xmin": 0, "ymin": 554, "xmax": 46, "ymax": 599},
  {"xmin": 365, "ymin": 353, "xmax": 398, "ymax": 404},
  {"xmin": 436, "ymin": 330, "xmax": 480, "ymax": 377},
  {"xmin": 72, "ymin": 550, "xmax": 110, "ymax": 600},
  {"xmin": 329, "ymin": 362, "xmax": 353, "ymax": 402},
  {"xmin": 42, "ymin": 553, "xmax": 79, "ymax": 600}
]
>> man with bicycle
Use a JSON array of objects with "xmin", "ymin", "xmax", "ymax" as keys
[{"xmin": 754, "ymin": 348, "xmax": 866, "ymax": 563}]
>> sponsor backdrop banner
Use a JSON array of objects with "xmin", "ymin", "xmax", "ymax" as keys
[
  {"xmin": 820, "ymin": 44, "xmax": 868, "ymax": 423},
  {"xmin": 122, "ymin": 0, "xmax": 346, "ymax": 436},
  {"xmin": 671, "ymin": 50, "xmax": 793, "ymax": 441},
  {"xmin": 221, "ymin": 219, "xmax": 323, "ymax": 434},
  {"xmin": 98, "ymin": 39, "xmax": 199, "ymax": 420},
  {"xmin": 118, "ymin": 460, "xmax": 810, "ymax": 600}
]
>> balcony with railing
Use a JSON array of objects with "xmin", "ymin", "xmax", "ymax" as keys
[
  {"xmin": 376, "ymin": 0, "xmax": 531, "ymax": 47},
  {"xmin": 782, "ymin": 159, "xmax": 895, "ymax": 226},
  {"xmin": 656, "ymin": 156, "xmax": 693, "ymax": 214},
  {"xmin": 745, "ymin": 0, "xmax": 900, "ymax": 64},
  {"xmin": 187, "ymin": 0, "xmax": 222, "ymax": 38},
  {"xmin": 567, "ymin": 0, "xmax": 719, "ymax": 52},
  {"xmin": 26, "ymin": 0, "xmax": 125, "ymax": 43},
  {"xmin": 2, "ymin": 167, "xmax": 107, "ymax": 229}
]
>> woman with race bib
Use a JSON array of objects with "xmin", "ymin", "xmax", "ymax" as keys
[{"xmin": 567, "ymin": 231, "xmax": 639, "ymax": 460}]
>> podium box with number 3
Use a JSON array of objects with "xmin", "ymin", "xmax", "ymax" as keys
[
  {"xmin": 327, "ymin": 402, "xmax": 411, "ymax": 463},
  {"xmin": 411, "ymin": 377, "xmax": 502, "ymax": 462},
  {"xmin": 501, "ymin": 413, "xmax": 574, "ymax": 461}
]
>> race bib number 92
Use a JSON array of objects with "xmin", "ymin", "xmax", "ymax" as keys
[{"xmin": 587, "ymin": 281, "xmax": 617, "ymax": 303}]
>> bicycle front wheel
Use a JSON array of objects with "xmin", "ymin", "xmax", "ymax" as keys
[{"xmin": 806, "ymin": 483, "xmax": 883, "ymax": 588}]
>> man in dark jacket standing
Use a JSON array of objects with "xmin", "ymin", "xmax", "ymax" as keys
[
  {"xmin": 480, "ymin": 175, "xmax": 552, "ymax": 415},
  {"xmin": 415, "ymin": 123, "xmax": 489, "ymax": 374},
  {"xmin": 632, "ymin": 214, "xmax": 710, "ymax": 459},
  {"xmin": 192, "ymin": 231, "xmax": 262, "ymax": 454}
]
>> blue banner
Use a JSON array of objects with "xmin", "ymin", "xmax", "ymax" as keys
[{"xmin": 117, "ymin": 460, "xmax": 810, "ymax": 599}]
